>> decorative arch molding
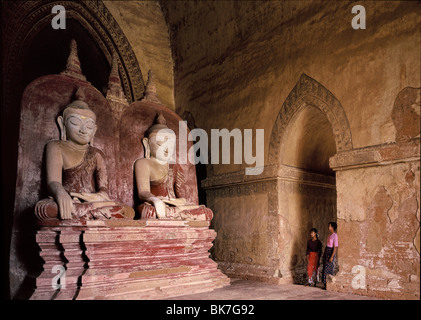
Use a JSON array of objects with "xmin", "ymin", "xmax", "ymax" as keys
[
  {"xmin": 268, "ymin": 73, "xmax": 353, "ymax": 165},
  {"xmin": 2, "ymin": 0, "xmax": 144, "ymax": 104}
]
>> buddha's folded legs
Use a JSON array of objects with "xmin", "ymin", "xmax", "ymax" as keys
[
  {"xmin": 136, "ymin": 203, "xmax": 213, "ymax": 221},
  {"xmin": 176, "ymin": 206, "xmax": 213, "ymax": 221},
  {"xmin": 137, "ymin": 203, "xmax": 157, "ymax": 219},
  {"xmin": 35, "ymin": 198, "xmax": 60, "ymax": 220},
  {"xmin": 35, "ymin": 198, "xmax": 135, "ymax": 220}
]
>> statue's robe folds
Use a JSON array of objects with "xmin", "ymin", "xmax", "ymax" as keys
[
  {"xmin": 136, "ymin": 164, "xmax": 213, "ymax": 221},
  {"xmin": 35, "ymin": 145, "xmax": 134, "ymax": 220}
]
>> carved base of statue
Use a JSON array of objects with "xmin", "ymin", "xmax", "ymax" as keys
[
  {"xmin": 30, "ymin": 219, "xmax": 231, "ymax": 300},
  {"xmin": 35, "ymin": 197, "xmax": 135, "ymax": 220}
]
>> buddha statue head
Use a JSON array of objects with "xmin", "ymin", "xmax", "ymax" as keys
[
  {"xmin": 142, "ymin": 111, "xmax": 176, "ymax": 163},
  {"xmin": 57, "ymin": 89, "xmax": 97, "ymax": 145}
]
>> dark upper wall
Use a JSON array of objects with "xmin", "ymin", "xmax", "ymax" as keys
[
  {"xmin": 160, "ymin": 0, "xmax": 420, "ymax": 174},
  {"xmin": 104, "ymin": 0, "xmax": 175, "ymax": 110}
]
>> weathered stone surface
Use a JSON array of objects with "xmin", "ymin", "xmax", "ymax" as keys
[
  {"xmin": 333, "ymin": 160, "xmax": 420, "ymax": 299},
  {"xmin": 160, "ymin": 0, "xmax": 420, "ymax": 299},
  {"xmin": 206, "ymin": 167, "xmax": 336, "ymax": 285},
  {"xmin": 392, "ymin": 87, "xmax": 421, "ymax": 143},
  {"xmin": 161, "ymin": 0, "xmax": 420, "ymax": 174},
  {"xmin": 30, "ymin": 220, "xmax": 229, "ymax": 300},
  {"xmin": 104, "ymin": 1, "xmax": 175, "ymax": 110},
  {"xmin": 4, "ymin": 0, "xmax": 421, "ymax": 301}
]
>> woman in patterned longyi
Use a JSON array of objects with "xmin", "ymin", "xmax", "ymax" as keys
[
  {"xmin": 305, "ymin": 228, "xmax": 322, "ymax": 287},
  {"xmin": 322, "ymin": 222, "xmax": 338, "ymax": 289}
]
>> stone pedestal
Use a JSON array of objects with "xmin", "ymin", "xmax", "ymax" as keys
[{"xmin": 30, "ymin": 220, "xmax": 230, "ymax": 300}]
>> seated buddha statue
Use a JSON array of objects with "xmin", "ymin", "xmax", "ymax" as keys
[
  {"xmin": 134, "ymin": 111, "xmax": 212, "ymax": 221},
  {"xmin": 35, "ymin": 94, "xmax": 134, "ymax": 220}
]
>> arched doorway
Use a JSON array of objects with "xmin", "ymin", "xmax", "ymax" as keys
[
  {"xmin": 269, "ymin": 73, "xmax": 353, "ymax": 283},
  {"xmin": 281, "ymin": 105, "xmax": 337, "ymax": 282}
]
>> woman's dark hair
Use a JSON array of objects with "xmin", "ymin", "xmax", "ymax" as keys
[
  {"xmin": 310, "ymin": 228, "xmax": 318, "ymax": 238},
  {"xmin": 328, "ymin": 222, "xmax": 337, "ymax": 231}
]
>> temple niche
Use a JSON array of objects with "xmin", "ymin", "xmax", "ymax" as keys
[
  {"xmin": 12, "ymin": 36, "xmax": 229, "ymax": 299},
  {"xmin": 2, "ymin": 0, "xmax": 420, "ymax": 301}
]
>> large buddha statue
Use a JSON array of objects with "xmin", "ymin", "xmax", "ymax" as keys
[
  {"xmin": 135, "ymin": 112, "xmax": 213, "ymax": 221},
  {"xmin": 35, "ymin": 91, "xmax": 135, "ymax": 220}
]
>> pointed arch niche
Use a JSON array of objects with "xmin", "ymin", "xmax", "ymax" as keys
[
  {"xmin": 3, "ymin": 1, "xmax": 144, "ymax": 103},
  {"xmin": 269, "ymin": 73, "xmax": 353, "ymax": 165},
  {"xmin": 269, "ymin": 74, "xmax": 353, "ymax": 283}
]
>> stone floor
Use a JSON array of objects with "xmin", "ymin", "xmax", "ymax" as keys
[{"xmin": 166, "ymin": 278, "xmax": 380, "ymax": 300}]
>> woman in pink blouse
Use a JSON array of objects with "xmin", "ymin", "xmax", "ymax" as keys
[{"xmin": 322, "ymin": 222, "xmax": 338, "ymax": 289}]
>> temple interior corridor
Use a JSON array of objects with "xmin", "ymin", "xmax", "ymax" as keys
[{"xmin": 1, "ymin": 1, "xmax": 420, "ymax": 302}]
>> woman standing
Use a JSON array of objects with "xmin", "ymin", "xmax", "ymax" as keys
[
  {"xmin": 306, "ymin": 228, "xmax": 322, "ymax": 286},
  {"xmin": 322, "ymin": 222, "xmax": 338, "ymax": 289}
]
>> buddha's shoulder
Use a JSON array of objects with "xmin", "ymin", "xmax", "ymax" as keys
[
  {"xmin": 45, "ymin": 139, "xmax": 64, "ymax": 152},
  {"xmin": 134, "ymin": 157, "xmax": 152, "ymax": 167},
  {"xmin": 45, "ymin": 141, "xmax": 104, "ymax": 157}
]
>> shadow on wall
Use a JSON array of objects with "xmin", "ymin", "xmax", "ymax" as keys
[
  {"xmin": 289, "ymin": 191, "xmax": 337, "ymax": 284},
  {"xmin": 281, "ymin": 106, "xmax": 338, "ymax": 284}
]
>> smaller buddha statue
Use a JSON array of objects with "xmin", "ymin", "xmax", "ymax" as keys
[
  {"xmin": 134, "ymin": 112, "xmax": 213, "ymax": 221},
  {"xmin": 35, "ymin": 90, "xmax": 134, "ymax": 220}
]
